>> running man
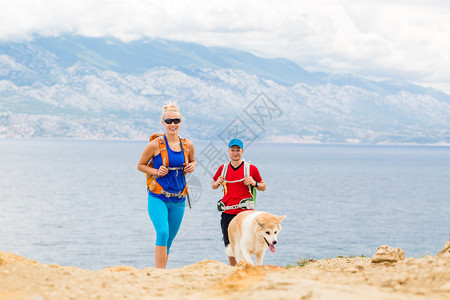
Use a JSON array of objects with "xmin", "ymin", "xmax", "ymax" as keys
[{"xmin": 211, "ymin": 139, "xmax": 266, "ymax": 266}]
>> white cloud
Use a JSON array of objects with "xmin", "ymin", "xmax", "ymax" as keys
[{"xmin": 1, "ymin": 0, "xmax": 450, "ymax": 93}]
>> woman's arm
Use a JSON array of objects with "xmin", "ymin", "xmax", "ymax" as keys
[
  {"xmin": 184, "ymin": 139, "xmax": 196, "ymax": 173},
  {"xmin": 137, "ymin": 139, "xmax": 168, "ymax": 176}
]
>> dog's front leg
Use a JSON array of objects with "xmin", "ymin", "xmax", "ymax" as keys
[
  {"xmin": 241, "ymin": 249, "xmax": 254, "ymax": 265},
  {"xmin": 254, "ymin": 250, "xmax": 265, "ymax": 266},
  {"xmin": 233, "ymin": 245, "xmax": 243, "ymax": 263}
]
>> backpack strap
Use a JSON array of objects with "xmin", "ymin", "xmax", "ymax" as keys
[
  {"xmin": 243, "ymin": 161, "xmax": 252, "ymax": 194},
  {"xmin": 244, "ymin": 161, "xmax": 251, "ymax": 177},
  {"xmin": 157, "ymin": 134, "xmax": 169, "ymax": 167},
  {"xmin": 179, "ymin": 136, "xmax": 189, "ymax": 166},
  {"xmin": 221, "ymin": 162, "xmax": 229, "ymax": 179},
  {"xmin": 146, "ymin": 134, "xmax": 168, "ymax": 191},
  {"xmin": 179, "ymin": 136, "xmax": 190, "ymax": 196},
  {"xmin": 220, "ymin": 162, "xmax": 229, "ymax": 195}
]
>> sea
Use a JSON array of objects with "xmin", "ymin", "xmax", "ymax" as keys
[{"xmin": 1, "ymin": 139, "xmax": 449, "ymax": 270}]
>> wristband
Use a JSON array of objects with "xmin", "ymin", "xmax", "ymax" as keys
[{"xmin": 254, "ymin": 181, "xmax": 258, "ymax": 187}]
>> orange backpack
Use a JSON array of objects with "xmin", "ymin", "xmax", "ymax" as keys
[{"xmin": 146, "ymin": 133, "xmax": 189, "ymax": 198}]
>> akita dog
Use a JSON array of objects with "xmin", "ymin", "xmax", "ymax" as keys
[{"xmin": 226, "ymin": 210, "xmax": 285, "ymax": 265}]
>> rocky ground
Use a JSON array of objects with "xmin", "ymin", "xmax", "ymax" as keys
[{"xmin": 1, "ymin": 242, "xmax": 449, "ymax": 299}]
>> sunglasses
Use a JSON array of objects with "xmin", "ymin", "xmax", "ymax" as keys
[{"xmin": 164, "ymin": 118, "xmax": 181, "ymax": 124}]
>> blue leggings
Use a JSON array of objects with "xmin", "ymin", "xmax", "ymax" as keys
[{"xmin": 147, "ymin": 195, "xmax": 185, "ymax": 254}]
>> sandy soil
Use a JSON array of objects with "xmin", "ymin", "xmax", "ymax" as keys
[{"xmin": 1, "ymin": 247, "xmax": 449, "ymax": 300}]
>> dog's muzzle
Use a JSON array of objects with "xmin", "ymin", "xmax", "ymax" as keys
[{"xmin": 264, "ymin": 237, "xmax": 277, "ymax": 253}]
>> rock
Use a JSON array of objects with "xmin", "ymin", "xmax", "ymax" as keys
[
  {"xmin": 341, "ymin": 266, "xmax": 359, "ymax": 273},
  {"xmin": 371, "ymin": 245, "xmax": 405, "ymax": 263},
  {"xmin": 437, "ymin": 241, "xmax": 450, "ymax": 257},
  {"xmin": 439, "ymin": 282, "xmax": 450, "ymax": 292}
]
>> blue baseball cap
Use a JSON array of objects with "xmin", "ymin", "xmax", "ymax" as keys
[{"xmin": 228, "ymin": 138, "xmax": 243, "ymax": 148}]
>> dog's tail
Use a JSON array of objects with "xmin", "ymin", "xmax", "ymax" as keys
[{"xmin": 225, "ymin": 244, "xmax": 233, "ymax": 257}]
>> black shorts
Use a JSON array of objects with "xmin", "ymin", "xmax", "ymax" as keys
[{"xmin": 220, "ymin": 212, "xmax": 237, "ymax": 247}]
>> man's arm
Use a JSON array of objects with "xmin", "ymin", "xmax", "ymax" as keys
[
  {"xmin": 254, "ymin": 180, "xmax": 266, "ymax": 191},
  {"xmin": 211, "ymin": 176, "xmax": 224, "ymax": 189},
  {"xmin": 243, "ymin": 177, "xmax": 266, "ymax": 191}
]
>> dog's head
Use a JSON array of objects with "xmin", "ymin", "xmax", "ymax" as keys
[{"xmin": 256, "ymin": 213, "xmax": 286, "ymax": 253}]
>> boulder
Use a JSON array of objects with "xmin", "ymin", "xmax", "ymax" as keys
[{"xmin": 371, "ymin": 245, "xmax": 405, "ymax": 263}]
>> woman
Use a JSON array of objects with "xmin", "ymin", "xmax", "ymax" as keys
[{"xmin": 137, "ymin": 103, "xmax": 195, "ymax": 268}]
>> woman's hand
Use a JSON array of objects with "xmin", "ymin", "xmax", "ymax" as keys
[
  {"xmin": 157, "ymin": 166, "xmax": 169, "ymax": 177},
  {"xmin": 184, "ymin": 162, "xmax": 195, "ymax": 173}
]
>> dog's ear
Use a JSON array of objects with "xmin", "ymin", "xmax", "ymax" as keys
[
  {"xmin": 277, "ymin": 215, "xmax": 286, "ymax": 222},
  {"xmin": 256, "ymin": 216, "xmax": 264, "ymax": 227}
]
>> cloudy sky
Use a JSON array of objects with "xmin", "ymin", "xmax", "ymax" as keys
[{"xmin": 1, "ymin": 0, "xmax": 449, "ymax": 93}]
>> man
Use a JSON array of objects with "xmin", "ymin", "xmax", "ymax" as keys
[{"xmin": 211, "ymin": 138, "xmax": 266, "ymax": 266}]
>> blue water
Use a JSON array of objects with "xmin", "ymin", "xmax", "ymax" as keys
[{"xmin": 0, "ymin": 139, "xmax": 449, "ymax": 270}]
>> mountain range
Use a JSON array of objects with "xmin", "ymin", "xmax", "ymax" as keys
[{"xmin": 1, "ymin": 35, "xmax": 449, "ymax": 145}]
